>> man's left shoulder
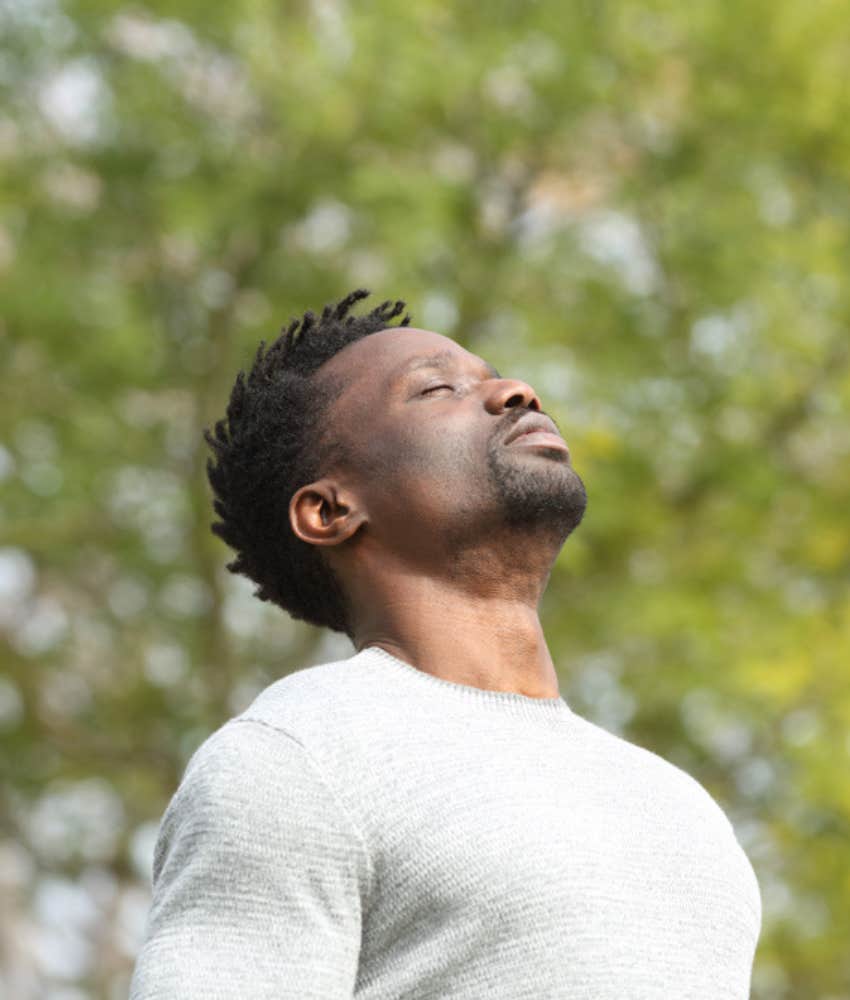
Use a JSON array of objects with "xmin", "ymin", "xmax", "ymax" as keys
[{"xmin": 587, "ymin": 718, "xmax": 738, "ymax": 831}]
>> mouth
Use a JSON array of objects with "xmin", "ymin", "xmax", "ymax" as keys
[
  {"xmin": 503, "ymin": 414, "xmax": 570, "ymax": 459},
  {"xmin": 508, "ymin": 429, "xmax": 570, "ymax": 456}
]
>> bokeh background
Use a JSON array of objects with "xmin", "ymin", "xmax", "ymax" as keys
[{"xmin": 2, "ymin": 0, "xmax": 849, "ymax": 996}]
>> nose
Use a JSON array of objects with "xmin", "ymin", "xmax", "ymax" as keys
[{"xmin": 484, "ymin": 378, "xmax": 541, "ymax": 414}]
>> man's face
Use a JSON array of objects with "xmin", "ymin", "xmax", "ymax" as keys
[{"xmin": 317, "ymin": 328, "xmax": 587, "ymax": 559}]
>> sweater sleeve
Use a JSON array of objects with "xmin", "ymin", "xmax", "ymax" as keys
[{"xmin": 129, "ymin": 719, "xmax": 369, "ymax": 1000}]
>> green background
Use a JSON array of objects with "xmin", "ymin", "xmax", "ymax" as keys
[{"xmin": 1, "ymin": 0, "xmax": 849, "ymax": 996}]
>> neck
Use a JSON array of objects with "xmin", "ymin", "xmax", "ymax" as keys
[{"xmin": 343, "ymin": 538, "xmax": 562, "ymax": 700}]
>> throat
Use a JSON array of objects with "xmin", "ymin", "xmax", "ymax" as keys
[{"xmin": 353, "ymin": 587, "xmax": 560, "ymax": 699}]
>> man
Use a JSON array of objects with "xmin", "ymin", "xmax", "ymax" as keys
[{"xmin": 131, "ymin": 290, "xmax": 761, "ymax": 998}]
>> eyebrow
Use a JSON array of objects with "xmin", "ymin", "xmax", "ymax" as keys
[{"xmin": 391, "ymin": 350, "xmax": 501, "ymax": 384}]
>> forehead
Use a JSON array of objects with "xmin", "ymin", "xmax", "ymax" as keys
[{"xmin": 320, "ymin": 327, "xmax": 495, "ymax": 389}]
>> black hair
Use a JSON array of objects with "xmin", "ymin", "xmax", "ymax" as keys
[{"xmin": 203, "ymin": 289, "xmax": 411, "ymax": 636}]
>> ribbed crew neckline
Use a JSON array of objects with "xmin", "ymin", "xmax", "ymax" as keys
[{"xmin": 360, "ymin": 645, "xmax": 574, "ymax": 724}]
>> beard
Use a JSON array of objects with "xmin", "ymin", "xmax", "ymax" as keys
[{"xmin": 486, "ymin": 436, "xmax": 587, "ymax": 544}]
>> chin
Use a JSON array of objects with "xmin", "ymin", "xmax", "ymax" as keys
[{"xmin": 489, "ymin": 449, "xmax": 588, "ymax": 538}]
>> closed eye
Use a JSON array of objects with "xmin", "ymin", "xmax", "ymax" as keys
[{"xmin": 420, "ymin": 384, "xmax": 453, "ymax": 395}]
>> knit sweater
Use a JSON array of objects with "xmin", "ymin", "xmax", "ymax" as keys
[{"xmin": 130, "ymin": 646, "xmax": 762, "ymax": 999}]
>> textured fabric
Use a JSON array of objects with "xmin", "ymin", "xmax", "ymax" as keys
[{"xmin": 131, "ymin": 646, "xmax": 762, "ymax": 999}]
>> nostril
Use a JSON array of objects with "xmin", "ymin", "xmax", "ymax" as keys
[{"xmin": 505, "ymin": 393, "xmax": 525, "ymax": 408}]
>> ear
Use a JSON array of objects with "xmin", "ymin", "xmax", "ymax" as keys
[{"xmin": 289, "ymin": 479, "xmax": 366, "ymax": 548}]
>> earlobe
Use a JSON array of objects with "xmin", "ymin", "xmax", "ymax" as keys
[{"xmin": 289, "ymin": 480, "xmax": 364, "ymax": 547}]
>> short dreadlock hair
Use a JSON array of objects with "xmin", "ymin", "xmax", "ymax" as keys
[{"xmin": 203, "ymin": 289, "xmax": 411, "ymax": 635}]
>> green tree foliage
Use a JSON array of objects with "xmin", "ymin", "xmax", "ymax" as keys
[{"xmin": 1, "ymin": 0, "xmax": 848, "ymax": 995}]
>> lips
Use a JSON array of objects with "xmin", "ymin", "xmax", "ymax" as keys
[{"xmin": 503, "ymin": 413, "xmax": 568, "ymax": 454}]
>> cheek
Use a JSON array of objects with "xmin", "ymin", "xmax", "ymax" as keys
[
  {"xmin": 387, "ymin": 426, "xmax": 489, "ymax": 514},
  {"xmin": 358, "ymin": 420, "xmax": 497, "ymax": 533},
  {"xmin": 344, "ymin": 403, "xmax": 490, "ymax": 497},
  {"xmin": 400, "ymin": 419, "xmax": 479, "ymax": 472}
]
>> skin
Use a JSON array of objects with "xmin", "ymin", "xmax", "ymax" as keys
[{"xmin": 289, "ymin": 327, "xmax": 587, "ymax": 699}]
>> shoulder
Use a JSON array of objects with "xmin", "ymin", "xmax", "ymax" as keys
[
  {"xmin": 572, "ymin": 714, "xmax": 738, "ymax": 832},
  {"xmin": 158, "ymin": 652, "xmax": 373, "ymax": 859},
  {"xmin": 233, "ymin": 652, "xmax": 368, "ymax": 744},
  {"xmin": 154, "ymin": 712, "xmax": 368, "ymax": 885},
  {"xmin": 176, "ymin": 652, "xmax": 362, "ymax": 802},
  {"xmin": 162, "ymin": 718, "xmax": 326, "ymax": 845}
]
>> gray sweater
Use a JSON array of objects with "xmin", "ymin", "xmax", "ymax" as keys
[{"xmin": 130, "ymin": 646, "xmax": 762, "ymax": 999}]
